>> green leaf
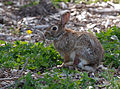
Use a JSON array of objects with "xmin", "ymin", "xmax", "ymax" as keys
[{"xmin": 17, "ymin": 58, "xmax": 20, "ymax": 62}]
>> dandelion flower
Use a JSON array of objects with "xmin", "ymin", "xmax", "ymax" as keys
[{"xmin": 27, "ymin": 30, "xmax": 32, "ymax": 35}]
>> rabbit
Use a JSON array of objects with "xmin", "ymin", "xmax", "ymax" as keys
[{"xmin": 44, "ymin": 10, "xmax": 104, "ymax": 72}]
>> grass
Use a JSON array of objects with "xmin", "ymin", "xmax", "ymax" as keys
[
  {"xmin": 96, "ymin": 26, "xmax": 120, "ymax": 68},
  {"xmin": 13, "ymin": 68, "xmax": 120, "ymax": 89},
  {"xmin": 0, "ymin": 41, "xmax": 63, "ymax": 72}
]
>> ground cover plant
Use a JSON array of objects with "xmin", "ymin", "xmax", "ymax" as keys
[
  {"xmin": 0, "ymin": 41, "xmax": 63, "ymax": 72},
  {"xmin": 96, "ymin": 26, "xmax": 120, "ymax": 68},
  {"xmin": 0, "ymin": 26, "xmax": 120, "ymax": 89}
]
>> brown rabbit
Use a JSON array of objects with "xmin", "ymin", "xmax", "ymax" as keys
[{"xmin": 44, "ymin": 10, "xmax": 104, "ymax": 71}]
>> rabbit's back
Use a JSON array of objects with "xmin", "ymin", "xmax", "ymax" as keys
[{"xmin": 74, "ymin": 32, "xmax": 104, "ymax": 65}]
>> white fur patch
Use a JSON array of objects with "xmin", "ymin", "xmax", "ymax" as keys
[
  {"xmin": 78, "ymin": 59, "xmax": 87, "ymax": 68},
  {"xmin": 64, "ymin": 61, "xmax": 74, "ymax": 66},
  {"xmin": 70, "ymin": 51, "xmax": 76, "ymax": 61},
  {"xmin": 90, "ymin": 39, "xmax": 95, "ymax": 46}
]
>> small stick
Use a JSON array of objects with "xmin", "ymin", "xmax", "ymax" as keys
[
  {"xmin": 0, "ymin": 57, "xmax": 29, "ymax": 89},
  {"xmin": 19, "ymin": 57, "xmax": 29, "ymax": 75},
  {"xmin": 0, "ymin": 77, "xmax": 19, "ymax": 82},
  {"xmin": 0, "ymin": 57, "xmax": 57, "ymax": 89}
]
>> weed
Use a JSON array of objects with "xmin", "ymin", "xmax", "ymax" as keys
[
  {"xmin": 96, "ymin": 26, "xmax": 120, "ymax": 68},
  {"xmin": 0, "ymin": 41, "xmax": 63, "ymax": 72}
]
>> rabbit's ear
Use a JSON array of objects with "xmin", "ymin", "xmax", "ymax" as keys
[{"xmin": 61, "ymin": 11, "xmax": 70, "ymax": 26}]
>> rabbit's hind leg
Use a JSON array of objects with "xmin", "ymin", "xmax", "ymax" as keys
[
  {"xmin": 77, "ymin": 59, "xmax": 87, "ymax": 68},
  {"xmin": 77, "ymin": 59, "xmax": 95, "ymax": 72},
  {"xmin": 57, "ymin": 52, "xmax": 74, "ymax": 67}
]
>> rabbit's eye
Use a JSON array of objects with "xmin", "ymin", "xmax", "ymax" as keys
[{"xmin": 52, "ymin": 26, "xmax": 58, "ymax": 31}]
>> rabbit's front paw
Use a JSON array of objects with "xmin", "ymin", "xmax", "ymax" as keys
[
  {"xmin": 64, "ymin": 61, "xmax": 74, "ymax": 66},
  {"xmin": 57, "ymin": 61, "xmax": 74, "ymax": 68}
]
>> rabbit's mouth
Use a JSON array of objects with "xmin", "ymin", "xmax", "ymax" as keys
[
  {"xmin": 45, "ymin": 33, "xmax": 56, "ymax": 40},
  {"xmin": 46, "ymin": 37, "xmax": 55, "ymax": 40},
  {"xmin": 45, "ymin": 35, "xmax": 59, "ymax": 40}
]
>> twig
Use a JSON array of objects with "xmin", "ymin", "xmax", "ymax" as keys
[
  {"xmin": 0, "ymin": 77, "xmax": 19, "ymax": 82},
  {"xmin": 16, "ymin": 19, "xmax": 24, "ymax": 34},
  {"xmin": 0, "ymin": 57, "xmax": 29, "ymax": 89},
  {"xmin": 19, "ymin": 57, "xmax": 29, "ymax": 75},
  {"xmin": 88, "ymin": 8, "xmax": 120, "ymax": 14}
]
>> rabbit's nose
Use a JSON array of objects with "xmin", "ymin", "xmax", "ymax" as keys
[{"xmin": 45, "ymin": 31, "xmax": 51, "ymax": 35}]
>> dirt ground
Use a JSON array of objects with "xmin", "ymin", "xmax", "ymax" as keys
[{"xmin": 0, "ymin": 0, "xmax": 120, "ymax": 43}]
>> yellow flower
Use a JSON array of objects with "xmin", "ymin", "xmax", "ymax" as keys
[{"xmin": 27, "ymin": 30, "xmax": 32, "ymax": 35}]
